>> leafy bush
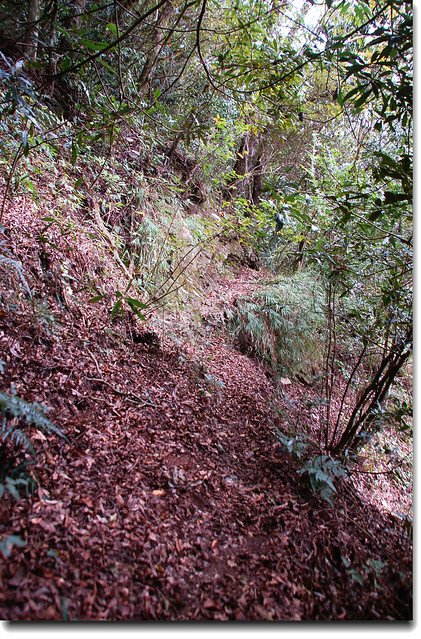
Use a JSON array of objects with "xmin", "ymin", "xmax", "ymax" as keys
[
  {"xmin": 298, "ymin": 454, "xmax": 348, "ymax": 505},
  {"xmin": 227, "ymin": 271, "xmax": 324, "ymax": 376},
  {"xmin": 0, "ymin": 391, "xmax": 65, "ymax": 453},
  {"xmin": 275, "ymin": 428, "xmax": 348, "ymax": 505}
]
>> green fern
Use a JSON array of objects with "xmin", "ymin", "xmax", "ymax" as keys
[
  {"xmin": 276, "ymin": 429, "xmax": 348, "ymax": 505},
  {"xmin": 0, "ymin": 472, "xmax": 35, "ymax": 500},
  {"xmin": 0, "ymin": 391, "xmax": 67, "ymax": 483},
  {"xmin": 299, "ymin": 455, "xmax": 348, "ymax": 505},
  {"xmin": 1, "ymin": 418, "xmax": 34, "ymax": 455},
  {"xmin": 0, "ymin": 390, "xmax": 65, "ymax": 556},
  {"xmin": 0, "ymin": 237, "xmax": 32, "ymax": 297},
  {"xmin": 228, "ymin": 270, "xmax": 324, "ymax": 375},
  {"xmin": 0, "ymin": 391, "xmax": 66, "ymax": 442}
]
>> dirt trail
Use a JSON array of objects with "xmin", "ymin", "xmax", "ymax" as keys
[{"xmin": 0, "ymin": 263, "xmax": 412, "ymax": 620}]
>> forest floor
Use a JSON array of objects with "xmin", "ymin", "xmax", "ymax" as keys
[{"xmin": 0, "ymin": 199, "xmax": 413, "ymax": 621}]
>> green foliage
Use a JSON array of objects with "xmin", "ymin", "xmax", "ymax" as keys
[
  {"xmin": 129, "ymin": 216, "xmax": 173, "ymax": 296},
  {"xmin": 107, "ymin": 290, "xmax": 147, "ymax": 322},
  {"xmin": 298, "ymin": 454, "xmax": 348, "ymax": 506},
  {"xmin": 335, "ymin": 1, "xmax": 412, "ymax": 136},
  {"xmin": 0, "ymin": 389, "xmax": 67, "ymax": 487},
  {"xmin": 0, "ymin": 0, "xmax": 412, "ymax": 495},
  {"xmin": 0, "ymin": 231, "xmax": 31, "ymax": 297},
  {"xmin": 0, "ymin": 470, "xmax": 35, "ymax": 501},
  {"xmin": 0, "ymin": 52, "xmax": 62, "ymax": 190},
  {"xmin": 0, "ymin": 386, "xmax": 67, "ymax": 563},
  {"xmin": 227, "ymin": 271, "xmax": 324, "ymax": 376},
  {"xmin": 0, "ymin": 390, "xmax": 65, "ymax": 446},
  {"xmin": 275, "ymin": 429, "xmax": 309, "ymax": 460},
  {"xmin": 222, "ymin": 196, "xmax": 279, "ymax": 254},
  {"xmin": 275, "ymin": 428, "xmax": 347, "ymax": 505},
  {"xmin": 0, "ymin": 384, "xmax": 66, "ymax": 559},
  {"xmin": 0, "ymin": 534, "xmax": 26, "ymax": 559},
  {"xmin": 341, "ymin": 555, "xmax": 386, "ymax": 590}
]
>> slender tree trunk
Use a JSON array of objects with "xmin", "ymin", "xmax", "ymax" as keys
[
  {"xmin": 224, "ymin": 132, "xmax": 264, "ymax": 205},
  {"xmin": 331, "ymin": 330, "xmax": 412, "ymax": 454},
  {"xmin": 25, "ymin": 0, "xmax": 41, "ymax": 61},
  {"xmin": 138, "ymin": 1, "xmax": 173, "ymax": 98}
]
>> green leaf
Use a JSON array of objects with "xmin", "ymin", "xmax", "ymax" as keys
[
  {"xmin": 24, "ymin": 180, "xmax": 37, "ymax": 196},
  {"xmin": 88, "ymin": 294, "xmax": 107, "ymax": 303},
  {"xmin": 349, "ymin": 569, "xmax": 364, "ymax": 586},
  {"xmin": 106, "ymin": 23, "xmax": 118, "ymax": 36},
  {"xmin": 111, "ymin": 299, "xmax": 122, "ymax": 319},
  {"xmin": 5, "ymin": 477, "xmax": 22, "ymax": 501},
  {"xmin": 125, "ymin": 297, "xmax": 147, "ymax": 309},
  {"xmin": 342, "ymin": 85, "xmax": 363, "ymax": 102},
  {"xmin": 368, "ymin": 209, "xmax": 383, "ymax": 221},
  {"xmin": 0, "ymin": 535, "xmax": 26, "ymax": 558},
  {"xmin": 81, "ymin": 39, "xmax": 109, "ymax": 52},
  {"xmin": 367, "ymin": 559, "xmax": 385, "ymax": 576},
  {"xmin": 353, "ymin": 89, "xmax": 372, "ymax": 110},
  {"xmin": 21, "ymin": 131, "xmax": 29, "ymax": 156},
  {"xmin": 59, "ymin": 56, "xmax": 72, "ymax": 72}
]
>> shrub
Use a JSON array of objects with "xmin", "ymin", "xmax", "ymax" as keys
[
  {"xmin": 275, "ymin": 429, "xmax": 348, "ymax": 505},
  {"xmin": 227, "ymin": 270, "xmax": 324, "ymax": 376}
]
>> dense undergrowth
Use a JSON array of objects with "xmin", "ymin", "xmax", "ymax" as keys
[
  {"xmin": 0, "ymin": 0, "xmax": 413, "ymax": 622},
  {"xmin": 227, "ymin": 270, "xmax": 324, "ymax": 376}
]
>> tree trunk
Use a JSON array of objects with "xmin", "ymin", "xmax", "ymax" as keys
[
  {"xmin": 138, "ymin": 1, "xmax": 173, "ymax": 98},
  {"xmin": 224, "ymin": 132, "xmax": 265, "ymax": 206},
  {"xmin": 25, "ymin": 0, "xmax": 41, "ymax": 61},
  {"xmin": 331, "ymin": 330, "xmax": 412, "ymax": 454}
]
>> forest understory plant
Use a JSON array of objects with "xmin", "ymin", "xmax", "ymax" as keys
[
  {"xmin": 0, "ymin": 384, "xmax": 67, "ymax": 558},
  {"xmin": 0, "ymin": 386, "xmax": 67, "ymax": 491},
  {"xmin": 226, "ymin": 270, "xmax": 324, "ymax": 377},
  {"xmin": 0, "ymin": 0, "xmax": 413, "ymax": 620},
  {"xmin": 275, "ymin": 428, "xmax": 348, "ymax": 506}
]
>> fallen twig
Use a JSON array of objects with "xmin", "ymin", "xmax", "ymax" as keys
[{"xmin": 86, "ymin": 376, "xmax": 156, "ymax": 407}]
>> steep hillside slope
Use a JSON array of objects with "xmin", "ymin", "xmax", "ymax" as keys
[{"xmin": 0, "ymin": 178, "xmax": 412, "ymax": 620}]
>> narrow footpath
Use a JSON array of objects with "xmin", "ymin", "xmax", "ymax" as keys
[{"xmin": 0, "ymin": 267, "xmax": 412, "ymax": 620}]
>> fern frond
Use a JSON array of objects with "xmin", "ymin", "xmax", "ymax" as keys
[
  {"xmin": 0, "ymin": 392, "xmax": 66, "ymax": 441},
  {"xmin": 227, "ymin": 270, "xmax": 324, "ymax": 375},
  {"xmin": 0, "ymin": 247, "xmax": 32, "ymax": 297},
  {"xmin": 1, "ymin": 421, "xmax": 35, "ymax": 454}
]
